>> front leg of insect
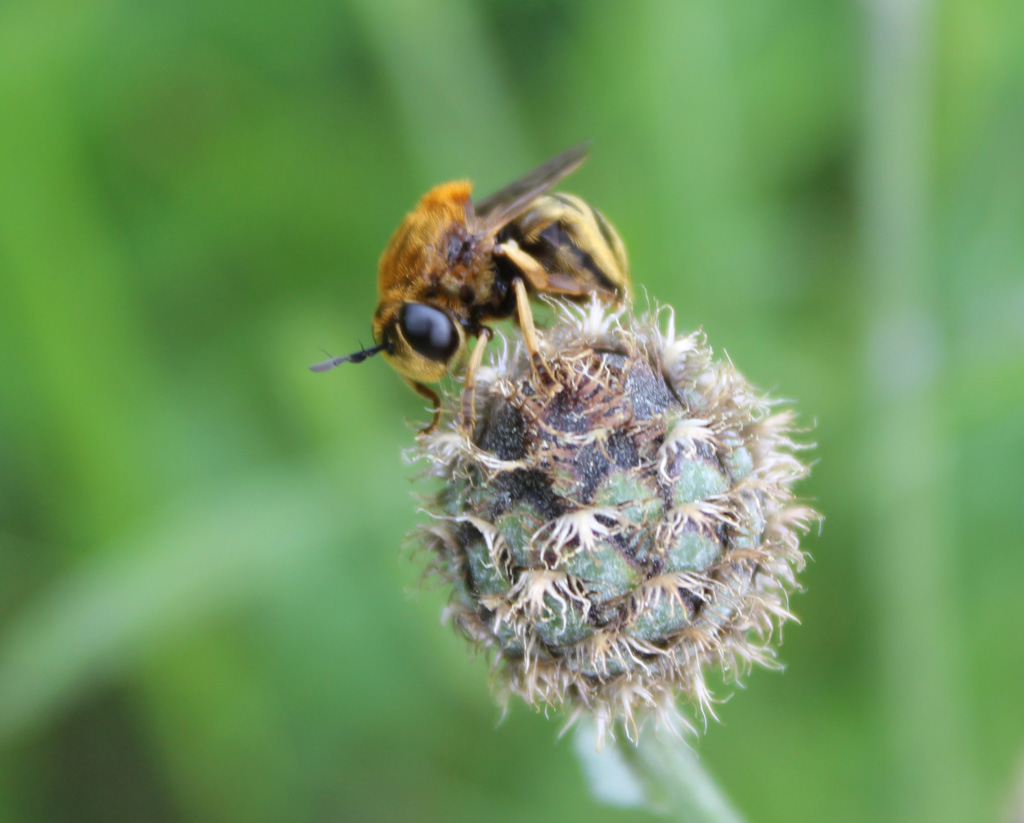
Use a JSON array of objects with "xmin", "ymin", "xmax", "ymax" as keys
[{"xmin": 406, "ymin": 378, "xmax": 443, "ymax": 437}]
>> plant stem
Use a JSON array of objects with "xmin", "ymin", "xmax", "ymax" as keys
[{"xmin": 574, "ymin": 719, "xmax": 745, "ymax": 823}]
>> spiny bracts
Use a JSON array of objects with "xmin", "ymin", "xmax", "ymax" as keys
[{"xmin": 412, "ymin": 299, "xmax": 818, "ymax": 740}]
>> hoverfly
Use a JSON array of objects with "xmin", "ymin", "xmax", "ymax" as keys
[{"xmin": 312, "ymin": 144, "xmax": 630, "ymax": 432}]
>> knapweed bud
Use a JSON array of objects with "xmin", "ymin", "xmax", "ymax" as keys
[{"xmin": 412, "ymin": 299, "xmax": 818, "ymax": 740}]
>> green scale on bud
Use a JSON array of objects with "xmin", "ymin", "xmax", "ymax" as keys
[{"xmin": 414, "ymin": 300, "xmax": 818, "ymax": 739}]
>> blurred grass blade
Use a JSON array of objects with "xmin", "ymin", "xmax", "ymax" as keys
[
  {"xmin": 0, "ymin": 469, "xmax": 340, "ymax": 743},
  {"xmin": 348, "ymin": 0, "xmax": 526, "ymax": 176}
]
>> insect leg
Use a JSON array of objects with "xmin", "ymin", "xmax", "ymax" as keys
[
  {"xmin": 405, "ymin": 378, "xmax": 442, "ymax": 437},
  {"xmin": 512, "ymin": 277, "xmax": 561, "ymax": 391},
  {"xmin": 494, "ymin": 239, "xmax": 591, "ymax": 298},
  {"xmin": 460, "ymin": 327, "xmax": 492, "ymax": 434},
  {"xmin": 493, "ymin": 240, "xmax": 553, "ymax": 290},
  {"xmin": 495, "ymin": 238, "xmax": 618, "ymax": 302}
]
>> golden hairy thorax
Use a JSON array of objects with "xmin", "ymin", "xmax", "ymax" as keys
[{"xmin": 376, "ymin": 182, "xmax": 495, "ymax": 315}]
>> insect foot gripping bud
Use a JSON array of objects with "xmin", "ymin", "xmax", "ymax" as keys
[{"xmin": 411, "ymin": 298, "xmax": 819, "ymax": 742}]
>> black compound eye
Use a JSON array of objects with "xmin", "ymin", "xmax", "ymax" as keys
[{"xmin": 399, "ymin": 303, "xmax": 459, "ymax": 361}]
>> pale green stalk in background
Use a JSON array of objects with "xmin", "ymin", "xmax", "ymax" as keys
[{"xmin": 862, "ymin": 0, "xmax": 982, "ymax": 820}]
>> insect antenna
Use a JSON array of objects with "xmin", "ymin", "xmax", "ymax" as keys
[{"xmin": 309, "ymin": 342, "xmax": 389, "ymax": 373}]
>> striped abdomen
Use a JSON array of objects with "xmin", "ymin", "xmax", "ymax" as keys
[{"xmin": 498, "ymin": 192, "xmax": 630, "ymax": 299}]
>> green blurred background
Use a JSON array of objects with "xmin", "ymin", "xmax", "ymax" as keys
[{"xmin": 1, "ymin": 1, "xmax": 1022, "ymax": 821}]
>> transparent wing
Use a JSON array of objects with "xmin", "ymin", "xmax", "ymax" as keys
[{"xmin": 473, "ymin": 142, "xmax": 590, "ymax": 233}]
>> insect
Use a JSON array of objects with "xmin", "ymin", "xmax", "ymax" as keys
[{"xmin": 312, "ymin": 144, "xmax": 630, "ymax": 433}]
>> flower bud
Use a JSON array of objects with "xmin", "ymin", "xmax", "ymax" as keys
[{"xmin": 412, "ymin": 300, "xmax": 818, "ymax": 739}]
